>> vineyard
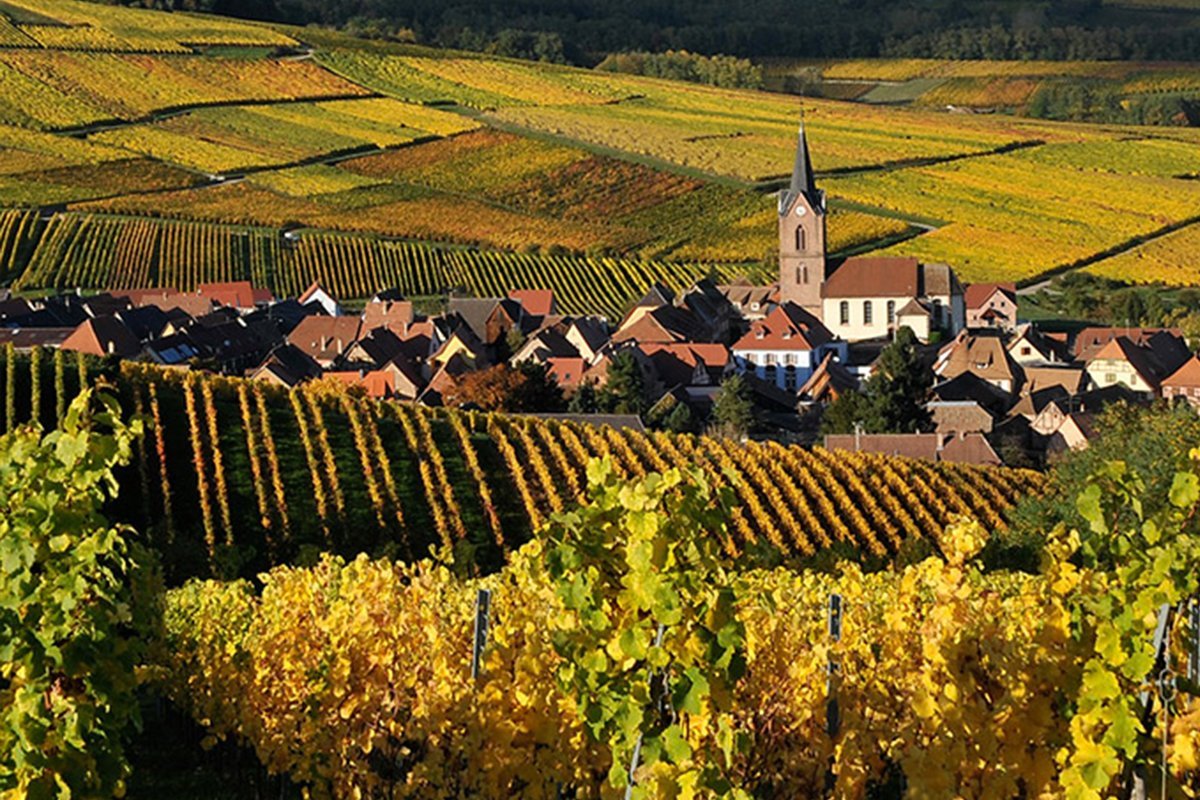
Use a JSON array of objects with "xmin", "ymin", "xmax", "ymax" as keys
[
  {"xmin": 0, "ymin": 355, "xmax": 1041, "ymax": 579},
  {"xmin": 8, "ymin": 212, "xmax": 774, "ymax": 318},
  {"xmin": 1084, "ymin": 220, "xmax": 1200, "ymax": 285}
]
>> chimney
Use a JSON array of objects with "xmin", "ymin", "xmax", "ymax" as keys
[{"xmin": 320, "ymin": 336, "xmax": 329, "ymax": 351}]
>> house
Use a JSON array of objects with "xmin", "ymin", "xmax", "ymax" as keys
[
  {"xmin": 512, "ymin": 324, "xmax": 579, "ymax": 366},
  {"xmin": 144, "ymin": 333, "xmax": 201, "ymax": 366},
  {"xmin": 1085, "ymin": 333, "xmax": 1189, "ymax": 397},
  {"xmin": 60, "ymin": 317, "xmax": 142, "ymax": 358},
  {"xmin": 1046, "ymin": 412, "xmax": 1098, "ymax": 455},
  {"xmin": 286, "ymin": 316, "xmax": 362, "ymax": 368},
  {"xmin": 1022, "ymin": 364, "xmax": 1085, "ymax": 396},
  {"xmin": 675, "ymin": 278, "xmax": 737, "ymax": 343},
  {"xmin": 1162, "ymin": 354, "xmax": 1200, "ymax": 407},
  {"xmin": 798, "ymin": 352, "xmax": 857, "ymax": 404},
  {"xmin": 565, "ymin": 318, "xmax": 609, "ymax": 361},
  {"xmin": 1007, "ymin": 324, "xmax": 1069, "ymax": 365},
  {"xmin": 447, "ymin": 297, "xmax": 524, "ymax": 346},
  {"xmin": 613, "ymin": 304, "xmax": 709, "ymax": 345},
  {"xmin": 545, "ymin": 356, "xmax": 588, "ymax": 391},
  {"xmin": 362, "ymin": 296, "xmax": 415, "ymax": 333},
  {"xmin": 731, "ymin": 302, "xmax": 845, "ymax": 392},
  {"xmin": 342, "ymin": 327, "xmax": 405, "ymax": 368},
  {"xmin": 719, "ymin": 281, "xmax": 776, "ymax": 322},
  {"xmin": 509, "ymin": 289, "xmax": 556, "ymax": 317},
  {"xmin": 430, "ymin": 323, "xmax": 488, "ymax": 370},
  {"xmin": 249, "ymin": 344, "xmax": 324, "ymax": 388},
  {"xmin": 197, "ymin": 281, "xmax": 274, "ymax": 312},
  {"xmin": 1073, "ymin": 327, "xmax": 1184, "ymax": 361},
  {"xmin": 965, "ymin": 283, "xmax": 1018, "ymax": 331},
  {"xmin": 821, "ymin": 258, "xmax": 965, "ymax": 342},
  {"xmin": 929, "ymin": 400, "xmax": 994, "ymax": 434},
  {"xmin": 934, "ymin": 330, "xmax": 1021, "ymax": 394},
  {"xmin": 0, "ymin": 327, "xmax": 74, "ymax": 351},
  {"xmin": 298, "ymin": 282, "xmax": 342, "ymax": 317},
  {"xmin": 637, "ymin": 342, "xmax": 732, "ymax": 395}
]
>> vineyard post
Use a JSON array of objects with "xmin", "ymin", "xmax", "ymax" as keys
[
  {"xmin": 623, "ymin": 623, "xmax": 666, "ymax": 800},
  {"xmin": 825, "ymin": 593, "xmax": 843, "ymax": 796},
  {"xmin": 1189, "ymin": 599, "xmax": 1200, "ymax": 686},
  {"xmin": 471, "ymin": 588, "xmax": 492, "ymax": 681},
  {"xmin": 1122, "ymin": 602, "xmax": 1174, "ymax": 800}
]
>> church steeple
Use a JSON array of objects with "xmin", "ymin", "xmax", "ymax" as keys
[
  {"xmin": 779, "ymin": 118, "xmax": 822, "ymax": 217},
  {"xmin": 777, "ymin": 112, "xmax": 827, "ymax": 316}
]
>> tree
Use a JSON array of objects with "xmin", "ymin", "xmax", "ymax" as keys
[
  {"xmin": 568, "ymin": 381, "xmax": 600, "ymax": 414},
  {"xmin": 821, "ymin": 327, "xmax": 931, "ymax": 434},
  {"xmin": 444, "ymin": 363, "xmax": 563, "ymax": 412},
  {"xmin": 710, "ymin": 374, "xmax": 755, "ymax": 438},
  {"xmin": 0, "ymin": 389, "xmax": 159, "ymax": 797},
  {"xmin": 598, "ymin": 351, "xmax": 647, "ymax": 416}
]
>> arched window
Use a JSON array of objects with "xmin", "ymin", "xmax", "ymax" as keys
[
  {"xmin": 863, "ymin": 301, "xmax": 873, "ymax": 325},
  {"xmin": 795, "ymin": 226, "xmax": 806, "ymax": 252},
  {"xmin": 839, "ymin": 301, "xmax": 849, "ymax": 326},
  {"xmin": 887, "ymin": 300, "xmax": 896, "ymax": 324}
]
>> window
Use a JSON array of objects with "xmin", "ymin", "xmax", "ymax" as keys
[
  {"xmin": 795, "ymin": 227, "xmax": 806, "ymax": 251},
  {"xmin": 785, "ymin": 366, "xmax": 797, "ymax": 390},
  {"xmin": 1106, "ymin": 373, "xmax": 1117, "ymax": 384},
  {"xmin": 1020, "ymin": 346, "xmax": 1031, "ymax": 356},
  {"xmin": 931, "ymin": 299, "xmax": 943, "ymax": 325},
  {"xmin": 863, "ymin": 301, "xmax": 873, "ymax": 326},
  {"xmin": 784, "ymin": 353, "xmax": 796, "ymax": 366},
  {"xmin": 764, "ymin": 353, "xmax": 776, "ymax": 366},
  {"xmin": 887, "ymin": 300, "xmax": 896, "ymax": 324},
  {"xmin": 839, "ymin": 301, "xmax": 849, "ymax": 326}
]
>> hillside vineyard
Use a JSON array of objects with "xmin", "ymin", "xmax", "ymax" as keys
[
  {"xmin": 0, "ymin": 0, "xmax": 1195, "ymax": 294},
  {"xmin": 0, "ymin": 352, "xmax": 1040, "ymax": 579}
]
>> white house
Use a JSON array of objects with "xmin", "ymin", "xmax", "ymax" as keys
[
  {"xmin": 299, "ymin": 281, "xmax": 342, "ymax": 317},
  {"xmin": 821, "ymin": 257, "xmax": 964, "ymax": 343},
  {"xmin": 731, "ymin": 302, "xmax": 846, "ymax": 392}
]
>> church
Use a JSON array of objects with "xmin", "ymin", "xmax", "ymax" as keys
[{"xmin": 776, "ymin": 122, "xmax": 964, "ymax": 343}]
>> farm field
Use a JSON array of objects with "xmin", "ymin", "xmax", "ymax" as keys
[
  {"xmin": 0, "ymin": 355, "xmax": 1043, "ymax": 580},
  {"xmin": 0, "ymin": 3, "xmax": 1191, "ymax": 292},
  {"xmin": 0, "ymin": 0, "xmax": 295, "ymax": 51},
  {"xmin": 1083, "ymin": 220, "xmax": 1200, "ymax": 284},
  {"xmin": 764, "ymin": 57, "xmax": 1200, "ymax": 113},
  {"xmin": 88, "ymin": 98, "xmax": 477, "ymax": 174},
  {"xmin": 73, "ymin": 129, "xmax": 908, "ymax": 264},
  {"xmin": 822, "ymin": 145, "xmax": 1200, "ymax": 283}
]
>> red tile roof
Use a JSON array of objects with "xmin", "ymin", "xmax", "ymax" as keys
[
  {"xmin": 197, "ymin": 281, "xmax": 274, "ymax": 309},
  {"xmin": 509, "ymin": 289, "xmax": 556, "ymax": 317},
  {"xmin": 964, "ymin": 282, "xmax": 1016, "ymax": 310},
  {"xmin": 732, "ymin": 302, "xmax": 833, "ymax": 351},
  {"xmin": 1164, "ymin": 354, "xmax": 1200, "ymax": 388},
  {"xmin": 822, "ymin": 257, "xmax": 920, "ymax": 299}
]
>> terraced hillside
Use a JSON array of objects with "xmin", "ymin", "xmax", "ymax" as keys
[
  {"xmin": 0, "ymin": 0, "xmax": 1197, "ymax": 298},
  {"xmin": 0, "ymin": 354, "xmax": 1042, "ymax": 580}
]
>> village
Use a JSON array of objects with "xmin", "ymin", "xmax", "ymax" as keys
[{"xmin": 0, "ymin": 125, "xmax": 1194, "ymax": 470}]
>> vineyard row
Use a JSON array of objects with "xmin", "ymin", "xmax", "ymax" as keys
[{"xmin": 0, "ymin": 352, "xmax": 1044, "ymax": 580}]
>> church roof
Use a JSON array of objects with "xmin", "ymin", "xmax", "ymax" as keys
[
  {"xmin": 778, "ymin": 120, "xmax": 822, "ymax": 217},
  {"xmin": 822, "ymin": 257, "xmax": 921, "ymax": 299}
]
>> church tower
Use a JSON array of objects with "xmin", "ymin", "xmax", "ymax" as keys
[{"xmin": 777, "ymin": 120, "xmax": 827, "ymax": 316}]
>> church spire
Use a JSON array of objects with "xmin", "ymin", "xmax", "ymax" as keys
[
  {"xmin": 779, "ymin": 113, "xmax": 822, "ymax": 217},
  {"xmin": 789, "ymin": 117, "xmax": 817, "ymax": 199}
]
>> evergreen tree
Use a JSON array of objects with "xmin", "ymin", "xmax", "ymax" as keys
[
  {"xmin": 710, "ymin": 373, "xmax": 755, "ymax": 438},
  {"xmin": 820, "ymin": 327, "xmax": 931, "ymax": 434},
  {"xmin": 568, "ymin": 382, "xmax": 600, "ymax": 414},
  {"xmin": 598, "ymin": 351, "xmax": 647, "ymax": 415}
]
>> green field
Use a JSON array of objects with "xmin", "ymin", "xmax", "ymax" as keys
[{"xmin": 0, "ymin": 1, "xmax": 1194, "ymax": 297}]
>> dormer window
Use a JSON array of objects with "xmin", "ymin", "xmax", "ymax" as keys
[{"xmin": 755, "ymin": 329, "xmax": 765, "ymax": 339}]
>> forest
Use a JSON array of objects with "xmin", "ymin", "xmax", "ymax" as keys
[{"xmin": 90, "ymin": 0, "xmax": 1200, "ymax": 62}]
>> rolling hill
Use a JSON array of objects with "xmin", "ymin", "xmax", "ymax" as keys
[{"xmin": 0, "ymin": 0, "xmax": 1197, "ymax": 306}]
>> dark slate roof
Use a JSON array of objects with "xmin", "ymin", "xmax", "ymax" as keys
[
  {"xmin": 447, "ymin": 297, "xmax": 502, "ymax": 342},
  {"xmin": 779, "ymin": 121, "xmax": 820, "ymax": 215},
  {"xmin": 116, "ymin": 305, "xmax": 169, "ymax": 341}
]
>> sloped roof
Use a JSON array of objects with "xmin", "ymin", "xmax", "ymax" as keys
[
  {"xmin": 823, "ymin": 257, "xmax": 921, "ymax": 299},
  {"xmin": 824, "ymin": 434, "xmax": 940, "ymax": 461},
  {"xmin": 1164, "ymin": 354, "xmax": 1200, "ymax": 388},
  {"xmin": 447, "ymin": 297, "xmax": 502, "ymax": 342},
  {"xmin": 936, "ymin": 330, "xmax": 1018, "ymax": 386},
  {"xmin": 61, "ymin": 316, "xmax": 141, "ymax": 358},
  {"xmin": 197, "ymin": 281, "xmax": 274, "ymax": 309},
  {"xmin": 798, "ymin": 352, "xmax": 856, "ymax": 402},
  {"xmin": 1089, "ymin": 336, "xmax": 1170, "ymax": 389},
  {"xmin": 509, "ymin": 289, "xmax": 556, "ymax": 317},
  {"xmin": 1073, "ymin": 326, "xmax": 1184, "ymax": 360},
  {"xmin": 286, "ymin": 316, "xmax": 362, "ymax": 363},
  {"xmin": 732, "ymin": 302, "xmax": 833, "ymax": 351},
  {"xmin": 939, "ymin": 433, "xmax": 1002, "ymax": 466},
  {"xmin": 965, "ymin": 282, "xmax": 1017, "ymax": 309}
]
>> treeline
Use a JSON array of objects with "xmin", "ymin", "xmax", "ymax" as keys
[
  {"xmin": 85, "ymin": 0, "xmax": 1200, "ymax": 63},
  {"xmin": 1026, "ymin": 83, "xmax": 1198, "ymax": 126},
  {"xmin": 883, "ymin": 23, "xmax": 1200, "ymax": 62},
  {"xmin": 595, "ymin": 51, "xmax": 763, "ymax": 89}
]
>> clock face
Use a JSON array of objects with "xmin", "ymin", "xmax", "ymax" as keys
[{"xmin": 794, "ymin": 206, "xmax": 807, "ymax": 217}]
